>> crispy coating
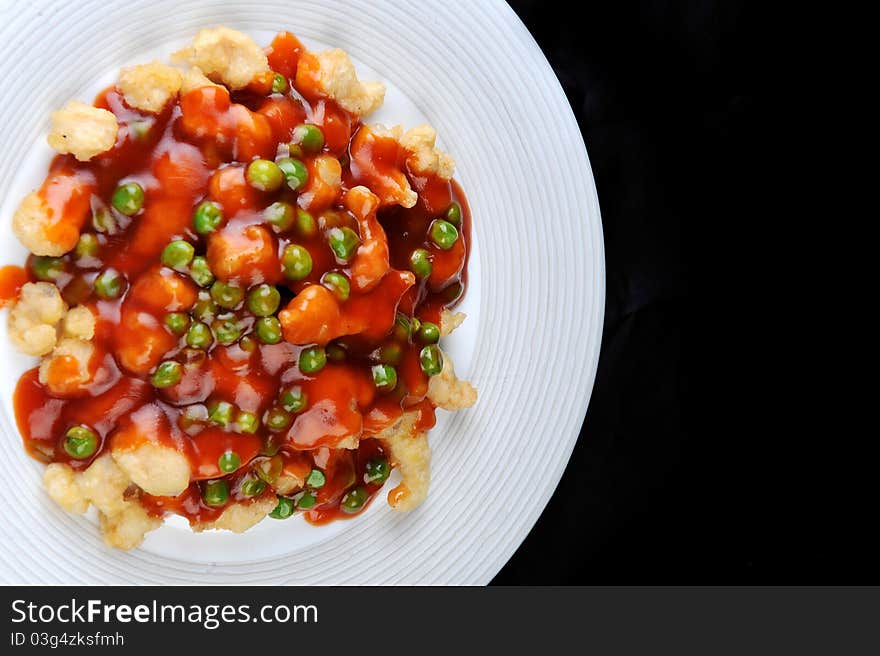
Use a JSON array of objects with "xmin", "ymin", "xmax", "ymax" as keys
[
  {"xmin": 43, "ymin": 455, "xmax": 161, "ymax": 550},
  {"xmin": 345, "ymin": 185, "xmax": 392, "ymax": 292},
  {"xmin": 427, "ymin": 349, "xmax": 478, "ymax": 411},
  {"xmin": 304, "ymin": 49, "xmax": 385, "ymax": 115},
  {"xmin": 193, "ymin": 496, "xmax": 277, "ymax": 533},
  {"xmin": 12, "ymin": 192, "xmax": 65, "ymax": 257},
  {"xmin": 99, "ymin": 504, "xmax": 162, "ymax": 550},
  {"xmin": 439, "ymin": 309, "xmax": 466, "ymax": 337},
  {"xmin": 377, "ymin": 411, "xmax": 430, "ymax": 512},
  {"xmin": 336, "ymin": 435, "xmax": 360, "ymax": 450},
  {"xmin": 118, "ymin": 61, "xmax": 183, "ymax": 113},
  {"xmin": 173, "ymin": 27, "xmax": 270, "ymax": 90},
  {"xmin": 47, "ymin": 101, "xmax": 118, "ymax": 161},
  {"xmin": 353, "ymin": 125, "xmax": 417, "ymax": 208},
  {"xmin": 62, "ymin": 306, "xmax": 95, "ymax": 340},
  {"xmin": 298, "ymin": 154, "xmax": 342, "ymax": 212},
  {"xmin": 272, "ymin": 473, "xmax": 304, "ymax": 496},
  {"xmin": 43, "ymin": 463, "xmax": 89, "ymax": 514},
  {"xmin": 7, "ymin": 282, "xmax": 66, "ymax": 356},
  {"xmin": 374, "ymin": 126, "xmax": 418, "ymax": 208},
  {"xmin": 369, "ymin": 123, "xmax": 402, "ymax": 140},
  {"xmin": 38, "ymin": 337, "xmax": 95, "ymax": 394},
  {"xmin": 207, "ymin": 224, "xmax": 276, "ymax": 285},
  {"xmin": 39, "ymin": 305, "xmax": 97, "ymax": 394},
  {"xmin": 76, "ymin": 454, "xmax": 131, "ymax": 516},
  {"xmin": 400, "ymin": 125, "xmax": 455, "ymax": 180},
  {"xmin": 111, "ymin": 442, "xmax": 191, "ymax": 497},
  {"xmin": 179, "ymin": 66, "xmax": 221, "ymax": 95}
]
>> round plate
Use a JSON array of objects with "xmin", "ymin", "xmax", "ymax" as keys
[{"xmin": 0, "ymin": 0, "xmax": 603, "ymax": 584}]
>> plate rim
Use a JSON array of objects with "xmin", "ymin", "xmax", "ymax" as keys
[{"xmin": 0, "ymin": 0, "xmax": 604, "ymax": 585}]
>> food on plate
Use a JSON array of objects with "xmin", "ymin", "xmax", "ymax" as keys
[{"xmin": 0, "ymin": 27, "xmax": 476, "ymax": 549}]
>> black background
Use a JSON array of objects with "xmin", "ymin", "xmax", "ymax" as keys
[{"xmin": 492, "ymin": 1, "xmax": 778, "ymax": 583}]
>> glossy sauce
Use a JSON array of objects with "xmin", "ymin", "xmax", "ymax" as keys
[
  {"xmin": 0, "ymin": 265, "xmax": 28, "ymax": 307},
  {"xmin": 2, "ymin": 32, "xmax": 470, "ymax": 527}
]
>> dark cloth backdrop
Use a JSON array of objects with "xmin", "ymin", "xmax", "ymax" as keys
[{"xmin": 491, "ymin": 1, "xmax": 774, "ymax": 583}]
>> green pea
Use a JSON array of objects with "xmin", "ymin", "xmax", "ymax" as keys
[
  {"xmin": 276, "ymin": 157, "xmax": 308, "ymax": 191},
  {"xmin": 419, "ymin": 344, "xmax": 443, "ymax": 376},
  {"xmin": 264, "ymin": 201, "xmax": 295, "ymax": 232},
  {"xmin": 208, "ymin": 400, "xmax": 235, "ymax": 426},
  {"xmin": 30, "ymin": 256, "xmax": 66, "ymax": 282},
  {"xmin": 191, "ymin": 293, "xmax": 218, "ymax": 321},
  {"xmin": 377, "ymin": 342, "xmax": 402, "ymax": 365},
  {"xmin": 319, "ymin": 209, "xmax": 356, "ymax": 231},
  {"xmin": 371, "ymin": 364, "xmax": 398, "ymax": 392},
  {"xmin": 246, "ymin": 159, "xmax": 284, "ymax": 192},
  {"xmin": 327, "ymin": 227, "xmax": 359, "ymax": 262},
  {"xmin": 321, "ymin": 272, "xmax": 350, "ymax": 302},
  {"xmin": 271, "ymin": 72, "xmax": 289, "ymax": 94},
  {"xmin": 265, "ymin": 406, "xmax": 292, "ymax": 431},
  {"xmin": 239, "ymin": 335, "xmax": 257, "ymax": 352},
  {"xmin": 444, "ymin": 201, "xmax": 463, "ymax": 226},
  {"xmin": 203, "ymin": 480, "xmax": 229, "ymax": 507},
  {"xmin": 430, "ymin": 219, "xmax": 459, "ymax": 250},
  {"xmin": 296, "ymin": 490, "xmax": 317, "ymax": 510},
  {"xmin": 213, "ymin": 318, "xmax": 241, "ymax": 344},
  {"xmin": 193, "ymin": 201, "xmax": 224, "ymax": 235},
  {"xmin": 281, "ymin": 244, "xmax": 313, "ymax": 280},
  {"xmin": 111, "ymin": 182, "xmax": 144, "ymax": 216},
  {"xmin": 326, "ymin": 343, "xmax": 347, "ymax": 362},
  {"xmin": 410, "ymin": 248, "xmax": 433, "ymax": 279},
  {"xmin": 93, "ymin": 269, "xmax": 126, "ymax": 299},
  {"xmin": 269, "ymin": 496, "xmax": 295, "ymax": 519},
  {"xmin": 393, "ymin": 313, "xmax": 412, "ymax": 341},
  {"xmin": 189, "ymin": 256, "xmax": 215, "ymax": 287},
  {"xmin": 296, "ymin": 208, "xmax": 317, "ymax": 238},
  {"xmin": 210, "ymin": 280, "xmax": 244, "ymax": 309},
  {"xmin": 417, "ymin": 321, "xmax": 441, "ymax": 344},
  {"xmin": 218, "ymin": 451, "xmax": 241, "ymax": 473},
  {"xmin": 240, "ymin": 477, "xmax": 267, "ymax": 497},
  {"xmin": 291, "ymin": 124, "xmax": 325, "ymax": 154},
  {"xmin": 299, "ymin": 346, "xmax": 326, "ymax": 374},
  {"xmin": 236, "ymin": 411, "xmax": 259, "ymax": 434},
  {"xmin": 165, "ymin": 312, "xmax": 190, "ymax": 335},
  {"xmin": 151, "ymin": 360, "xmax": 183, "ymax": 388},
  {"xmin": 340, "ymin": 486, "xmax": 369, "ymax": 514},
  {"xmin": 305, "ymin": 469, "xmax": 326, "ymax": 488},
  {"xmin": 63, "ymin": 426, "xmax": 98, "ymax": 460},
  {"xmin": 364, "ymin": 457, "xmax": 391, "ymax": 485},
  {"xmin": 255, "ymin": 316, "xmax": 282, "ymax": 344},
  {"xmin": 161, "ymin": 240, "xmax": 195, "ymax": 271},
  {"xmin": 185, "ymin": 321, "xmax": 214, "ymax": 348},
  {"xmin": 246, "ymin": 284, "xmax": 281, "ymax": 317},
  {"xmin": 74, "ymin": 234, "xmax": 100, "ymax": 259},
  {"xmin": 280, "ymin": 386, "xmax": 308, "ymax": 413}
]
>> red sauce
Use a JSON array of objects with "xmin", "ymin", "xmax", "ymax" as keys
[
  {"xmin": 1, "ymin": 31, "xmax": 471, "ymax": 528},
  {"xmin": 0, "ymin": 265, "xmax": 28, "ymax": 307}
]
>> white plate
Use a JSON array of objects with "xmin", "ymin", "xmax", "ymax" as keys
[{"xmin": 0, "ymin": 0, "xmax": 603, "ymax": 585}]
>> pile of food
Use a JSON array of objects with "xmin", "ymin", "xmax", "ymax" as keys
[{"xmin": 0, "ymin": 27, "xmax": 475, "ymax": 549}]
